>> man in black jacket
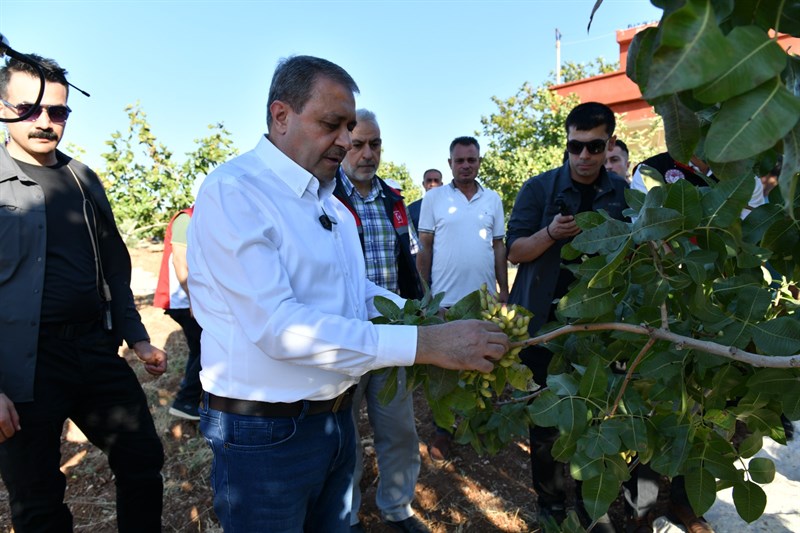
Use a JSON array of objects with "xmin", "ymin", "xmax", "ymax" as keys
[
  {"xmin": 0, "ymin": 54, "xmax": 166, "ymax": 532},
  {"xmin": 334, "ymin": 109, "xmax": 428, "ymax": 533},
  {"xmin": 506, "ymin": 102, "xmax": 627, "ymax": 531}
]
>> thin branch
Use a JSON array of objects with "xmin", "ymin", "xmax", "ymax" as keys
[
  {"xmin": 510, "ymin": 322, "xmax": 800, "ymax": 368},
  {"xmin": 608, "ymin": 337, "xmax": 655, "ymax": 417}
]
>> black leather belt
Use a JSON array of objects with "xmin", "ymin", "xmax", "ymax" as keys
[
  {"xmin": 39, "ymin": 317, "xmax": 102, "ymax": 339},
  {"xmin": 207, "ymin": 386, "xmax": 356, "ymax": 417}
]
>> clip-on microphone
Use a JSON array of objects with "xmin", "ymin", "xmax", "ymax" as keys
[{"xmin": 319, "ymin": 213, "xmax": 336, "ymax": 231}]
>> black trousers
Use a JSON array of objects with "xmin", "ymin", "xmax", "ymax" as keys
[
  {"xmin": 165, "ymin": 308, "xmax": 203, "ymax": 406},
  {"xmin": 0, "ymin": 323, "xmax": 164, "ymax": 532}
]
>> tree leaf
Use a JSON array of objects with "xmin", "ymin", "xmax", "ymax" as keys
[
  {"xmin": 751, "ymin": 316, "xmax": 800, "ymax": 357},
  {"xmin": 701, "ymin": 174, "xmax": 755, "ymax": 228},
  {"xmin": 644, "ymin": 0, "xmax": 733, "ymax": 100},
  {"xmin": 655, "ymin": 93, "xmax": 701, "ymax": 163},
  {"xmin": 557, "ymin": 397, "xmax": 590, "ymax": 441},
  {"xmin": 446, "ymin": 290, "xmax": 482, "ymax": 320},
  {"xmin": 581, "ymin": 468, "xmax": 622, "ymax": 520},
  {"xmin": 579, "ymin": 358, "xmax": 609, "ymax": 400},
  {"xmin": 528, "ymin": 390, "xmax": 561, "ymax": 427},
  {"xmin": 684, "ymin": 466, "xmax": 718, "ymax": 516},
  {"xmin": 373, "ymin": 296, "xmax": 402, "ymax": 321},
  {"xmin": 572, "ymin": 218, "xmax": 630, "ymax": 255},
  {"xmin": 587, "ymin": 239, "xmax": 632, "ymax": 289},
  {"xmin": 748, "ymin": 457, "xmax": 776, "ymax": 484},
  {"xmin": 547, "ymin": 373, "xmax": 580, "ymax": 396},
  {"xmin": 626, "ymin": 26, "xmax": 659, "ymax": 91},
  {"xmin": 631, "ymin": 207, "xmax": 684, "ymax": 243},
  {"xmin": 732, "ymin": 480, "xmax": 767, "ymax": 523},
  {"xmin": 557, "ymin": 284, "xmax": 617, "ymax": 319},
  {"xmin": 706, "ymin": 77, "xmax": 800, "ymax": 162},
  {"xmin": 570, "ymin": 451, "xmax": 605, "ymax": 480},
  {"xmin": 694, "ymin": 25, "xmax": 788, "ymax": 103},
  {"xmin": 664, "ymin": 178, "xmax": 703, "ymax": 228}
]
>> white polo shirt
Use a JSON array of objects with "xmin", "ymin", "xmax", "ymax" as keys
[{"xmin": 418, "ymin": 180, "xmax": 505, "ymax": 307}]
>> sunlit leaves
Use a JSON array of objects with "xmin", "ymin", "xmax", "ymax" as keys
[{"xmin": 706, "ymin": 77, "xmax": 800, "ymax": 162}]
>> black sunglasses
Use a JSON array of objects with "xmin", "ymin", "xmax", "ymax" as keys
[
  {"xmin": 1, "ymin": 99, "xmax": 72, "ymax": 124},
  {"xmin": 566, "ymin": 138, "xmax": 608, "ymax": 155}
]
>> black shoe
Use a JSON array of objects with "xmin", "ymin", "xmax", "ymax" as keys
[
  {"xmin": 538, "ymin": 503, "xmax": 567, "ymax": 528},
  {"xmin": 385, "ymin": 515, "xmax": 431, "ymax": 533}
]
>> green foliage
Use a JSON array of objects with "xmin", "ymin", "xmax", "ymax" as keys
[
  {"xmin": 560, "ymin": 58, "xmax": 619, "ymax": 84},
  {"xmin": 378, "ymin": 159, "xmax": 421, "ymax": 204},
  {"xmin": 99, "ymin": 102, "xmax": 237, "ymax": 241},
  {"xmin": 627, "ymin": 0, "xmax": 800, "ymax": 216},
  {"xmin": 373, "ymin": 287, "xmax": 536, "ymax": 456}
]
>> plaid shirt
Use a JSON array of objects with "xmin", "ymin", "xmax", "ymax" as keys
[{"xmin": 341, "ymin": 176, "xmax": 418, "ymax": 294}]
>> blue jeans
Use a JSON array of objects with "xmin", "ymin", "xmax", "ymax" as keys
[{"xmin": 200, "ymin": 393, "xmax": 356, "ymax": 532}]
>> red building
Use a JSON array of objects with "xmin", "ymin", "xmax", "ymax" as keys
[{"xmin": 551, "ymin": 24, "xmax": 800, "ymax": 134}]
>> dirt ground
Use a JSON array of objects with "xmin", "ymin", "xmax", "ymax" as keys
[{"xmin": 0, "ymin": 244, "xmax": 545, "ymax": 532}]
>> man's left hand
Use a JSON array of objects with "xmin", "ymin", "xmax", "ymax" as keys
[{"xmin": 132, "ymin": 341, "xmax": 168, "ymax": 376}]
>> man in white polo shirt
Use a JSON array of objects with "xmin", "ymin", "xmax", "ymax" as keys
[
  {"xmin": 416, "ymin": 136, "xmax": 508, "ymax": 307},
  {"xmin": 415, "ymin": 136, "xmax": 508, "ymax": 460}
]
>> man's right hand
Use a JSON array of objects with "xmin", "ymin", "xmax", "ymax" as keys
[
  {"xmin": 0, "ymin": 393, "xmax": 20, "ymax": 443},
  {"xmin": 415, "ymin": 319, "xmax": 509, "ymax": 374}
]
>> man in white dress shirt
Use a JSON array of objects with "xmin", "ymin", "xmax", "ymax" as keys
[{"xmin": 187, "ymin": 55, "xmax": 509, "ymax": 533}]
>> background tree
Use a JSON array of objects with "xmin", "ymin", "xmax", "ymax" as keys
[
  {"xmin": 378, "ymin": 159, "xmax": 421, "ymax": 203},
  {"xmin": 99, "ymin": 103, "xmax": 237, "ymax": 241}
]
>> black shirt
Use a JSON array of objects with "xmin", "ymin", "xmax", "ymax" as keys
[{"xmin": 15, "ymin": 157, "xmax": 103, "ymax": 322}]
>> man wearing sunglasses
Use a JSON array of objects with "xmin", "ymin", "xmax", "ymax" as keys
[
  {"xmin": 0, "ymin": 55, "xmax": 167, "ymax": 531},
  {"xmin": 506, "ymin": 101, "xmax": 628, "ymax": 532}
]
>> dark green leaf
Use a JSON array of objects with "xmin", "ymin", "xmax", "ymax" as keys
[
  {"xmin": 446, "ymin": 290, "xmax": 482, "ymax": 320},
  {"xmin": 748, "ymin": 457, "xmax": 776, "ymax": 484},
  {"xmin": 706, "ymin": 77, "xmax": 800, "ymax": 162},
  {"xmin": 626, "ymin": 26, "xmax": 659, "ymax": 91},
  {"xmin": 557, "ymin": 397, "xmax": 590, "ymax": 441},
  {"xmin": 655, "ymin": 93, "xmax": 701, "ymax": 163},
  {"xmin": 732, "ymin": 480, "xmax": 767, "ymax": 523},
  {"xmin": 701, "ymin": 174, "xmax": 756, "ymax": 228},
  {"xmin": 588, "ymin": 238, "xmax": 632, "ymax": 289},
  {"xmin": 742, "ymin": 202, "xmax": 785, "ymax": 244},
  {"xmin": 547, "ymin": 373, "xmax": 580, "ymax": 396},
  {"xmin": 694, "ymin": 25, "xmax": 788, "ymax": 103},
  {"xmin": 579, "ymin": 357, "xmax": 609, "ymax": 400},
  {"xmin": 644, "ymin": 0, "xmax": 733, "ymax": 99},
  {"xmin": 557, "ymin": 284, "xmax": 616, "ymax": 319},
  {"xmin": 570, "ymin": 451, "xmax": 604, "ymax": 480},
  {"xmin": 751, "ymin": 316, "xmax": 800, "ymax": 357},
  {"xmin": 528, "ymin": 391, "xmax": 561, "ymax": 427},
  {"xmin": 581, "ymin": 468, "xmax": 622, "ymax": 520},
  {"xmin": 373, "ymin": 296, "xmax": 402, "ymax": 321},
  {"xmin": 631, "ymin": 207, "xmax": 684, "ymax": 243},
  {"xmin": 684, "ymin": 466, "xmax": 718, "ymax": 516},
  {"xmin": 664, "ymin": 178, "xmax": 703, "ymax": 228},
  {"xmin": 572, "ymin": 219, "xmax": 630, "ymax": 255}
]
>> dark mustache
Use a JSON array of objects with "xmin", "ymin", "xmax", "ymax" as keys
[{"xmin": 29, "ymin": 130, "xmax": 58, "ymax": 141}]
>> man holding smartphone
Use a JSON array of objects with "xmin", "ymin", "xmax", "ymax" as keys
[{"xmin": 505, "ymin": 102, "xmax": 628, "ymax": 530}]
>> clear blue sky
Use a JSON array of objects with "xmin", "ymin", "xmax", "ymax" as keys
[{"xmin": 0, "ymin": 0, "xmax": 661, "ymax": 187}]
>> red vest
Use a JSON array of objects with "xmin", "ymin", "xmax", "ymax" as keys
[{"xmin": 153, "ymin": 207, "xmax": 194, "ymax": 309}]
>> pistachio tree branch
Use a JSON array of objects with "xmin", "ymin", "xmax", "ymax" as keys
[{"xmin": 510, "ymin": 322, "xmax": 800, "ymax": 368}]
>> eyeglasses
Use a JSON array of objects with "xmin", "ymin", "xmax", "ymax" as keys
[
  {"xmin": 1, "ymin": 99, "xmax": 72, "ymax": 123},
  {"xmin": 566, "ymin": 138, "xmax": 608, "ymax": 155}
]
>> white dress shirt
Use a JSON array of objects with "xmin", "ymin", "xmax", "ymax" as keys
[{"xmin": 187, "ymin": 135, "xmax": 417, "ymax": 402}]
